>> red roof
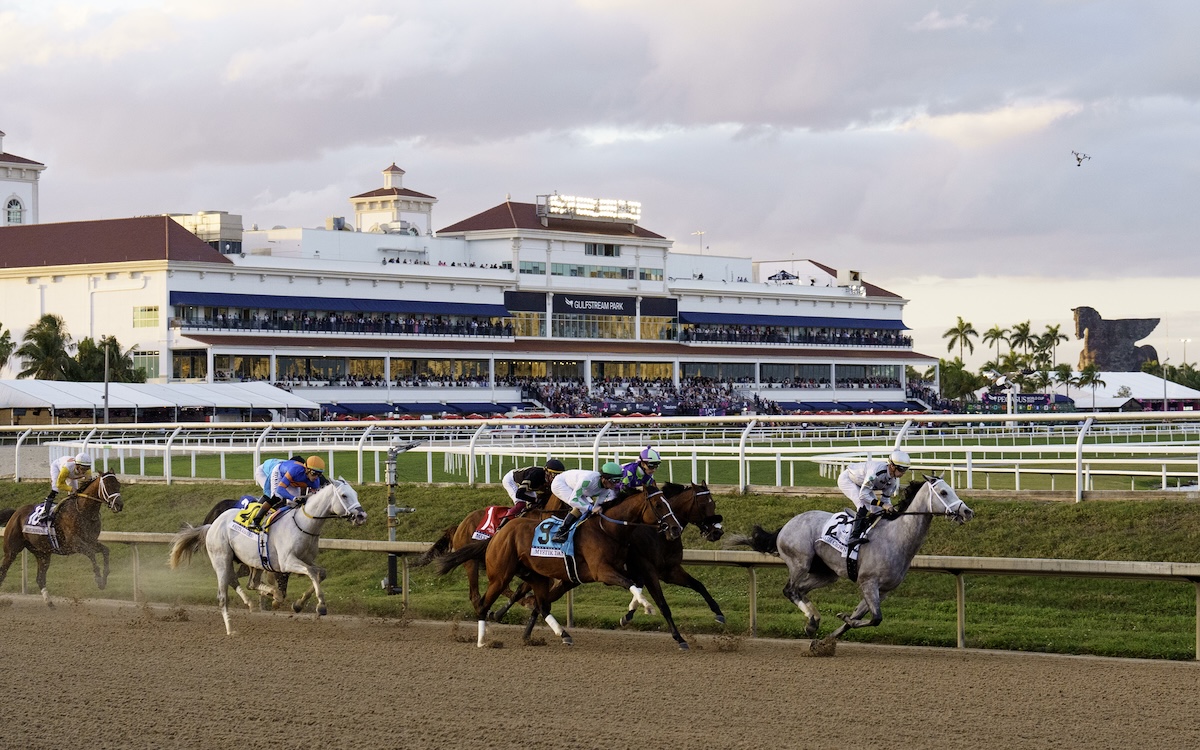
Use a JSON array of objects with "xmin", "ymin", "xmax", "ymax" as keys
[
  {"xmin": 806, "ymin": 259, "xmax": 900, "ymax": 299},
  {"xmin": 0, "ymin": 216, "xmax": 234, "ymax": 269},
  {"xmin": 0, "ymin": 151, "xmax": 44, "ymax": 167},
  {"xmin": 437, "ymin": 201, "xmax": 665, "ymax": 240},
  {"xmin": 350, "ymin": 187, "xmax": 436, "ymax": 200}
]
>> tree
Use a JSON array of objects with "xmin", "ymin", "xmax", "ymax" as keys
[
  {"xmin": 1053, "ymin": 363, "xmax": 1077, "ymax": 401},
  {"xmin": 1077, "ymin": 365, "xmax": 1106, "ymax": 410},
  {"xmin": 982, "ymin": 325, "xmax": 1009, "ymax": 362},
  {"xmin": 939, "ymin": 357, "xmax": 986, "ymax": 404},
  {"xmin": 942, "ymin": 317, "xmax": 978, "ymax": 361},
  {"xmin": 0, "ymin": 322, "xmax": 14, "ymax": 375},
  {"xmin": 75, "ymin": 336, "xmax": 147, "ymax": 383},
  {"xmin": 1008, "ymin": 320, "xmax": 1033, "ymax": 356},
  {"xmin": 1042, "ymin": 324, "xmax": 1069, "ymax": 368},
  {"xmin": 16, "ymin": 314, "xmax": 77, "ymax": 380}
]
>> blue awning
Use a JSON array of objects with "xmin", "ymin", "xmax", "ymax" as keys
[
  {"xmin": 170, "ymin": 291, "xmax": 509, "ymax": 318},
  {"xmin": 391, "ymin": 402, "xmax": 450, "ymax": 414},
  {"xmin": 322, "ymin": 403, "xmax": 351, "ymax": 414},
  {"xmin": 839, "ymin": 401, "xmax": 880, "ymax": 411},
  {"xmin": 338, "ymin": 402, "xmax": 394, "ymax": 415},
  {"xmin": 678, "ymin": 311, "xmax": 908, "ymax": 330},
  {"xmin": 798, "ymin": 401, "xmax": 846, "ymax": 411},
  {"xmin": 446, "ymin": 402, "xmax": 509, "ymax": 414},
  {"xmin": 873, "ymin": 401, "xmax": 920, "ymax": 410}
]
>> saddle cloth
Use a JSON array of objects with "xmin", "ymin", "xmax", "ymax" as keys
[
  {"xmin": 530, "ymin": 517, "xmax": 581, "ymax": 583},
  {"xmin": 818, "ymin": 511, "xmax": 860, "ymax": 562},
  {"xmin": 471, "ymin": 506, "xmax": 507, "ymax": 540}
]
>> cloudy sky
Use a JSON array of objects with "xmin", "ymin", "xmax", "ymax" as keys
[{"xmin": 4, "ymin": 1, "xmax": 1199, "ymax": 370}]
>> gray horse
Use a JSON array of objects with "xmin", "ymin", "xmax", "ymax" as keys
[{"xmin": 729, "ymin": 475, "xmax": 973, "ymax": 653}]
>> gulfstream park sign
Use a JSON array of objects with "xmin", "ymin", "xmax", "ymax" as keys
[{"xmin": 553, "ymin": 294, "xmax": 635, "ymax": 316}]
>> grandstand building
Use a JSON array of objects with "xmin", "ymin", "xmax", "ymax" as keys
[{"xmin": 0, "ymin": 160, "xmax": 936, "ymax": 418}]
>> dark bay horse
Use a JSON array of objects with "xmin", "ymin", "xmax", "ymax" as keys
[
  {"xmin": 0, "ymin": 472, "xmax": 124, "ymax": 606},
  {"xmin": 620, "ymin": 482, "xmax": 726, "ymax": 627},
  {"xmin": 728, "ymin": 475, "xmax": 972, "ymax": 654},
  {"xmin": 414, "ymin": 503, "xmax": 556, "ymax": 616},
  {"xmin": 435, "ymin": 488, "xmax": 685, "ymax": 648}
]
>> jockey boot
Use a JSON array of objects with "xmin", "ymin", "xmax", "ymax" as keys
[
  {"xmin": 551, "ymin": 509, "xmax": 582, "ymax": 544},
  {"xmin": 847, "ymin": 507, "xmax": 872, "ymax": 549},
  {"xmin": 249, "ymin": 500, "xmax": 272, "ymax": 532},
  {"xmin": 497, "ymin": 500, "xmax": 528, "ymax": 529},
  {"xmin": 39, "ymin": 490, "xmax": 58, "ymax": 524}
]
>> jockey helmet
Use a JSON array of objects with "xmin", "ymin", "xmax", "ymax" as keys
[
  {"xmin": 305, "ymin": 456, "xmax": 326, "ymax": 473},
  {"xmin": 639, "ymin": 447, "xmax": 661, "ymax": 464},
  {"xmin": 600, "ymin": 462, "xmax": 623, "ymax": 480},
  {"xmin": 525, "ymin": 467, "xmax": 547, "ymax": 487},
  {"xmin": 888, "ymin": 449, "xmax": 910, "ymax": 472},
  {"xmin": 75, "ymin": 452, "xmax": 93, "ymax": 467},
  {"xmin": 544, "ymin": 458, "xmax": 566, "ymax": 475}
]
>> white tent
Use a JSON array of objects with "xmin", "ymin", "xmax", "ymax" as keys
[{"xmin": 0, "ymin": 380, "xmax": 318, "ymax": 418}]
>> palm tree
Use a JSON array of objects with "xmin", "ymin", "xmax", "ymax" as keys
[
  {"xmin": 943, "ymin": 317, "xmax": 979, "ymax": 361},
  {"xmin": 75, "ymin": 336, "xmax": 147, "ymax": 383},
  {"xmin": 1008, "ymin": 320, "xmax": 1033, "ymax": 357},
  {"xmin": 939, "ymin": 357, "xmax": 985, "ymax": 404},
  {"xmin": 1077, "ymin": 365, "xmax": 1106, "ymax": 411},
  {"xmin": 0, "ymin": 323, "xmax": 15, "ymax": 375},
  {"xmin": 16, "ymin": 314, "xmax": 77, "ymax": 380},
  {"xmin": 982, "ymin": 325, "xmax": 1009, "ymax": 362},
  {"xmin": 1053, "ymin": 363, "xmax": 1077, "ymax": 402},
  {"xmin": 1042, "ymin": 324, "xmax": 1069, "ymax": 367}
]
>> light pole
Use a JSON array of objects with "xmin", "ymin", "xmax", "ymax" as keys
[
  {"xmin": 1182, "ymin": 338, "xmax": 1191, "ymax": 366},
  {"xmin": 691, "ymin": 229, "xmax": 705, "ymax": 255},
  {"xmin": 1163, "ymin": 357, "xmax": 1170, "ymax": 412}
]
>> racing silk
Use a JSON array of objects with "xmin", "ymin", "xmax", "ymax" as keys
[
  {"xmin": 617, "ymin": 460, "xmax": 655, "ymax": 494},
  {"xmin": 550, "ymin": 469, "xmax": 616, "ymax": 512},
  {"xmin": 49, "ymin": 456, "xmax": 92, "ymax": 493},
  {"xmin": 837, "ymin": 459, "xmax": 898, "ymax": 510},
  {"xmin": 501, "ymin": 466, "xmax": 552, "ymax": 505},
  {"xmin": 257, "ymin": 458, "xmax": 319, "ymax": 501}
]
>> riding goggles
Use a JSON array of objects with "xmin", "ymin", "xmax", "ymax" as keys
[{"xmin": 643, "ymin": 461, "xmax": 661, "ymax": 469}]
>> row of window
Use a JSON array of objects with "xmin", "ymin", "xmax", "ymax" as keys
[{"xmin": 517, "ymin": 260, "xmax": 663, "ymax": 281}]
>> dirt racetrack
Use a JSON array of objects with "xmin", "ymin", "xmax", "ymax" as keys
[{"xmin": 1, "ymin": 595, "xmax": 1197, "ymax": 750}]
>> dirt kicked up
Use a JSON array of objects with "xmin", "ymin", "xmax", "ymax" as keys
[{"xmin": 1, "ymin": 596, "xmax": 1197, "ymax": 750}]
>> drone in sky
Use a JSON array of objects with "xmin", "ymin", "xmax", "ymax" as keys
[{"xmin": 1072, "ymin": 150, "xmax": 1091, "ymax": 166}]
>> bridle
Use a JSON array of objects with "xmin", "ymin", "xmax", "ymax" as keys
[
  {"xmin": 597, "ymin": 487, "xmax": 682, "ymax": 536},
  {"xmin": 291, "ymin": 482, "xmax": 365, "ymax": 536},
  {"xmin": 76, "ymin": 472, "xmax": 122, "ymax": 510},
  {"xmin": 891, "ymin": 479, "xmax": 967, "ymax": 520}
]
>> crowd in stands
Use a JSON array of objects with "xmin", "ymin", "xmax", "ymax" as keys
[
  {"xmin": 680, "ymin": 325, "xmax": 912, "ymax": 347},
  {"xmin": 177, "ymin": 311, "xmax": 513, "ymax": 338}
]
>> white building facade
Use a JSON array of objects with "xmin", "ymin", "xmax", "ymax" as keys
[{"xmin": 0, "ymin": 130, "xmax": 45, "ymax": 227}]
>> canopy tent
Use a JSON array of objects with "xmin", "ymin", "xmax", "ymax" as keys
[
  {"xmin": 390, "ymin": 402, "xmax": 452, "ymax": 414},
  {"xmin": 0, "ymin": 380, "xmax": 319, "ymax": 417},
  {"xmin": 767, "ymin": 270, "xmax": 800, "ymax": 281},
  {"xmin": 445, "ymin": 402, "xmax": 512, "ymax": 414},
  {"xmin": 677, "ymin": 311, "xmax": 909, "ymax": 330}
]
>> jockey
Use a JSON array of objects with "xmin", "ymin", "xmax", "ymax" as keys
[
  {"xmin": 41, "ymin": 452, "xmax": 94, "ymax": 523},
  {"xmin": 617, "ymin": 446, "xmax": 661, "ymax": 499},
  {"xmin": 496, "ymin": 458, "xmax": 566, "ymax": 528},
  {"xmin": 838, "ymin": 449, "xmax": 910, "ymax": 550},
  {"xmin": 250, "ymin": 455, "xmax": 327, "ymax": 531},
  {"xmin": 549, "ymin": 463, "xmax": 623, "ymax": 544}
]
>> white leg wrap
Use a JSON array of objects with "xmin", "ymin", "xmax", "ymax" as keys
[
  {"xmin": 629, "ymin": 585, "xmax": 652, "ymax": 611},
  {"xmin": 544, "ymin": 614, "xmax": 564, "ymax": 636},
  {"xmin": 476, "ymin": 619, "xmax": 487, "ymax": 647}
]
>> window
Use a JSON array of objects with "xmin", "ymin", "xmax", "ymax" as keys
[
  {"xmin": 519, "ymin": 261, "xmax": 546, "ymax": 275},
  {"xmin": 133, "ymin": 306, "xmax": 160, "ymax": 328},
  {"xmin": 639, "ymin": 267, "xmax": 663, "ymax": 281},
  {"xmin": 5, "ymin": 198, "xmax": 23, "ymax": 225},
  {"xmin": 551, "ymin": 263, "xmax": 634, "ymax": 280},
  {"xmin": 584, "ymin": 243, "xmax": 621, "ymax": 257},
  {"xmin": 131, "ymin": 351, "xmax": 160, "ymax": 379}
]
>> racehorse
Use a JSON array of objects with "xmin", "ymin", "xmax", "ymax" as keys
[
  {"xmin": 0, "ymin": 472, "xmax": 124, "ymax": 606},
  {"xmin": 169, "ymin": 479, "xmax": 366, "ymax": 635},
  {"xmin": 435, "ymin": 487, "xmax": 686, "ymax": 649},
  {"xmin": 413, "ymin": 503, "xmax": 555, "ymax": 617},
  {"xmin": 202, "ymin": 497, "xmax": 292, "ymax": 609},
  {"xmin": 727, "ymin": 475, "xmax": 973, "ymax": 653},
  {"xmin": 619, "ymin": 482, "xmax": 726, "ymax": 627}
]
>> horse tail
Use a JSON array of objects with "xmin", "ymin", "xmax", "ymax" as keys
[
  {"xmin": 724, "ymin": 524, "xmax": 780, "ymax": 555},
  {"xmin": 433, "ymin": 539, "xmax": 490, "ymax": 576},
  {"xmin": 168, "ymin": 523, "xmax": 211, "ymax": 569},
  {"xmin": 412, "ymin": 525, "xmax": 457, "ymax": 567},
  {"xmin": 0, "ymin": 508, "xmax": 13, "ymax": 527}
]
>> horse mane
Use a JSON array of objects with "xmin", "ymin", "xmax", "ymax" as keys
[
  {"xmin": 661, "ymin": 482, "xmax": 687, "ymax": 497},
  {"xmin": 894, "ymin": 478, "xmax": 925, "ymax": 513}
]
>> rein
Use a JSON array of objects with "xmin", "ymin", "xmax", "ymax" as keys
[
  {"xmin": 890, "ymin": 481, "xmax": 965, "ymax": 518},
  {"xmin": 289, "ymin": 485, "xmax": 362, "ymax": 536},
  {"xmin": 75, "ymin": 474, "xmax": 121, "ymax": 509},
  {"xmin": 596, "ymin": 488, "xmax": 680, "ymax": 531}
]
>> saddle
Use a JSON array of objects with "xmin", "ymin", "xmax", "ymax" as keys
[
  {"xmin": 531, "ymin": 517, "xmax": 582, "ymax": 583},
  {"xmin": 232, "ymin": 502, "xmax": 284, "ymax": 533},
  {"xmin": 472, "ymin": 506, "xmax": 507, "ymax": 540}
]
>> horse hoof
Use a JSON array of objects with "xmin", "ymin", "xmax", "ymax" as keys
[
  {"xmin": 561, "ymin": 635, "xmax": 573, "ymax": 646},
  {"xmin": 677, "ymin": 641, "xmax": 690, "ymax": 651},
  {"xmin": 292, "ymin": 602, "xmax": 303, "ymax": 614},
  {"xmin": 317, "ymin": 605, "xmax": 327, "ymax": 616},
  {"xmin": 715, "ymin": 614, "xmax": 726, "ymax": 625},
  {"xmin": 620, "ymin": 612, "xmax": 634, "ymax": 627}
]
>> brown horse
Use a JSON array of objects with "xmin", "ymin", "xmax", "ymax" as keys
[
  {"xmin": 414, "ymin": 504, "xmax": 553, "ymax": 618},
  {"xmin": 435, "ymin": 487, "xmax": 686, "ymax": 648},
  {"xmin": 0, "ymin": 472, "xmax": 123, "ymax": 606},
  {"xmin": 620, "ymin": 482, "xmax": 726, "ymax": 627}
]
